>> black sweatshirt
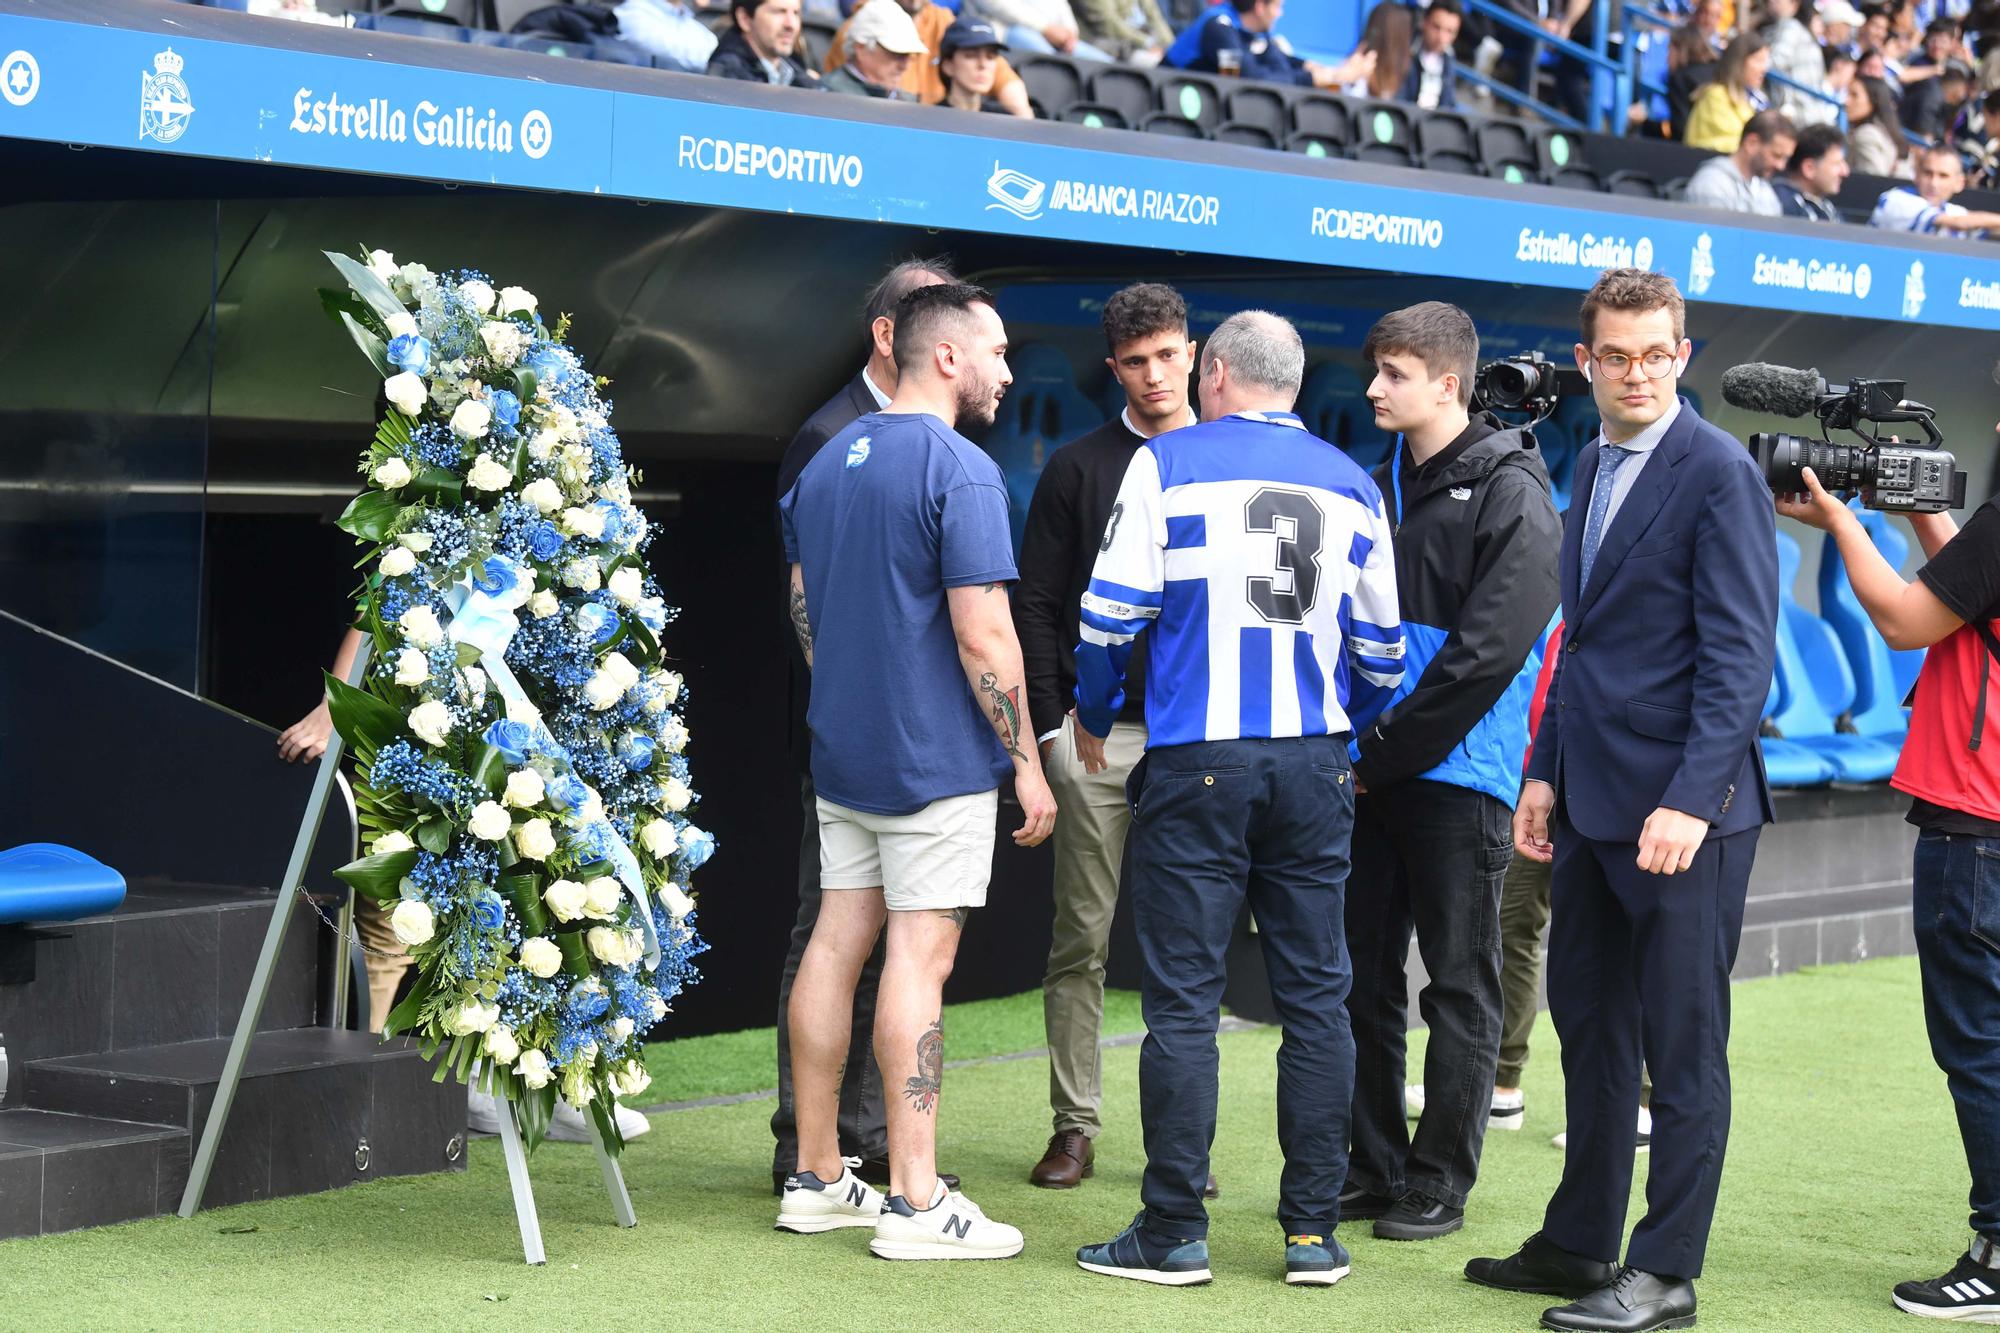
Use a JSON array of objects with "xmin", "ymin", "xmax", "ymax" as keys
[{"xmin": 1013, "ymin": 414, "xmax": 1156, "ymax": 739}]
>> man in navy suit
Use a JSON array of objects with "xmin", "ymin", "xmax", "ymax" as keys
[{"xmin": 1464, "ymin": 269, "xmax": 1777, "ymax": 1333}]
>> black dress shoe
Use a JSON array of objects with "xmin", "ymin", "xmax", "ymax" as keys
[
  {"xmin": 1373, "ymin": 1194, "xmax": 1464, "ymax": 1241},
  {"xmin": 1338, "ymin": 1184, "xmax": 1401, "ymax": 1221},
  {"xmin": 1203, "ymin": 1173, "xmax": 1220, "ymax": 1200},
  {"xmin": 853, "ymin": 1155, "xmax": 959, "ymax": 1194},
  {"xmin": 1541, "ymin": 1267, "xmax": 1696, "ymax": 1332},
  {"xmin": 1465, "ymin": 1232, "xmax": 1621, "ymax": 1298}
]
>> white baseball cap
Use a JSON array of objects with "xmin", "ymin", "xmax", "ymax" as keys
[
  {"xmin": 1818, "ymin": 0, "xmax": 1865, "ymax": 27},
  {"xmin": 847, "ymin": 0, "xmax": 931, "ymax": 56}
]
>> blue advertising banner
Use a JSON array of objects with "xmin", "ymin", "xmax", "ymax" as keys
[{"xmin": 2, "ymin": 11, "xmax": 1997, "ymax": 330}]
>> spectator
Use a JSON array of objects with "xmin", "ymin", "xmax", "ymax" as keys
[
  {"xmin": 1762, "ymin": 0, "xmax": 1831, "ymax": 120},
  {"xmin": 1773, "ymin": 121, "xmax": 1853, "ymax": 216},
  {"xmin": 1824, "ymin": 45, "xmax": 1859, "ymax": 101},
  {"xmin": 970, "ymin": 0, "xmax": 1117, "ymax": 59},
  {"xmin": 1848, "ymin": 73, "xmax": 1908, "ymax": 172},
  {"xmin": 938, "ymin": 17, "xmax": 1014, "ymax": 110},
  {"xmin": 1693, "ymin": 0, "xmax": 1729, "ymax": 50},
  {"xmin": 1492, "ymin": 0, "xmax": 1595, "ymax": 125},
  {"xmin": 1165, "ymin": 0, "xmax": 1378, "ymax": 90},
  {"xmin": 1683, "ymin": 106, "xmax": 1798, "ymax": 211},
  {"xmin": 1075, "ymin": 0, "xmax": 1177, "ymax": 64},
  {"xmin": 1820, "ymin": 0, "xmax": 1867, "ymax": 52},
  {"xmin": 828, "ymin": 0, "xmax": 1035, "ymax": 115},
  {"xmin": 1349, "ymin": 0, "xmax": 1416, "ymax": 100},
  {"xmin": 1684, "ymin": 32, "xmax": 1774, "ymax": 150},
  {"xmin": 1406, "ymin": 0, "xmax": 1463, "ymax": 108},
  {"xmin": 1872, "ymin": 141, "xmax": 2000, "ymax": 229},
  {"xmin": 708, "ymin": 0, "xmax": 823, "ymax": 84},
  {"xmin": 1908, "ymin": 56, "xmax": 1976, "ymax": 135},
  {"xmin": 1952, "ymin": 87, "xmax": 2000, "ymax": 186},
  {"xmin": 825, "ymin": 0, "xmax": 932, "ymax": 97},
  {"xmin": 1668, "ymin": 21, "xmax": 1722, "ymax": 131},
  {"xmin": 616, "ymin": 0, "xmax": 721, "ymax": 70},
  {"xmin": 1862, "ymin": 3, "xmax": 1895, "ymax": 52}
]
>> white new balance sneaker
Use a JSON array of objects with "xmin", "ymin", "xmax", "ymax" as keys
[
  {"xmin": 776, "ymin": 1160, "xmax": 884, "ymax": 1234},
  {"xmin": 871, "ymin": 1180, "xmax": 1024, "ymax": 1261}
]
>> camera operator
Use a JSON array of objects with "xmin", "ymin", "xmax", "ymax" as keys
[{"xmin": 1777, "ymin": 462, "xmax": 2000, "ymax": 1322}]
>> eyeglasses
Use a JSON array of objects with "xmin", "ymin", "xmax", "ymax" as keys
[{"xmin": 1591, "ymin": 350, "xmax": 1681, "ymax": 381}]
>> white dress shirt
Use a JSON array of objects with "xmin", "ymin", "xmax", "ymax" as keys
[{"xmin": 1591, "ymin": 395, "xmax": 1682, "ymax": 534}]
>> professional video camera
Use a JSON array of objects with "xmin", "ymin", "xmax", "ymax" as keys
[
  {"xmin": 1471, "ymin": 351, "xmax": 1586, "ymax": 425},
  {"xmin": 1719, "ymin": 363, "xmax": 1966, "ymax": 515}
]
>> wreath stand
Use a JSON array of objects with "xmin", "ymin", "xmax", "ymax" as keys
[{"xmin": 173, "ymin": 640, "xmax": 637, "ymax": 1264}]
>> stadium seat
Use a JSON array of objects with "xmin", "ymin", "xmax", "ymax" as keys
[
  {"xmin": 1089, "ymin": 67, "xmax": 1157, "ymax": 128},
  {"xmin": 1292, "ymin": 94, "xmax": 1353, "ymax": 147},
  {"xmin": 1353, "ymin": 101, "xmax": 1414, "ymax": 154},
  {"xmin": 1414, "ymin": 111, "xmax": 1476, "ymax": 160},
  {"xmin": 1421, "ymin": 148, "xmax": 1479, "ymax": 174},
  {"xmin": 1139, "ymin": 111, "xmax": 1208, "ymax": 140},
  {"xmin": 1817, "ymin": 505, "xmax": 1921, "ymax": 742},
  {"xmin": 1769, "ymin": 530, "xmax": 1903, "ymax": 781},
  {"xmin": 1287, "ymin": 132, "xmax": 1344, "ymax": 159},
  {"xmin": 1537, "ymin": 128, "xmax": 1587, "ymax": 179},
  {"xmin": 383, "ymin": 0, "xmax": 482, "ymax": 20},
  {"xmin": 589, "ymin": 37, "xmax": 652, "ymax": 65},
  {"xmin": 0, "ymin": 843, "xmax": 126, "ymax": 928},
  {"xmin": 1606, "ymin": 169, "xmax": 1663, "ymax": 198},
  {"xmin": 798, "ymin": 18, "xmax": 838, "ymax": 69},
  {"xmin": 357, "ymin": 12, "xmax": 472, "ymax": 39},
  {"xmin": 484, "ymin": 31, "xmax": 596, "ymax": 57},
  {"xmin": 1058, "ymin": 103, "xmax": 1128, "ymax": 130},
  {"xmin": 1548, "ymin": 164, "xmax": 1603, "ymax": 192},
  {"xmin": 1525, "ymin": 415, "xmax": 1577, "ymax": 512},
  {"xmin": 1296, "ymin": 362, "xmax": 1390, "ymax": 472},
  {"xmin": 1215, "ymin": 121, "xmax": 1280, "ymax": 149},
  {"xmin": 1662, "ymin": 175, "xmax": 1691, "ymax": 201},
  {"xmin": 981, "ymin": 344, "xmax": 1101, "ymax": 554},
  {"xmin": 1157, "ymin": 72, "xmax": 1224, "ymax": 131},
  {"xmin": 1354, "ymin": 142, "xmax": 1416, "ymax": 168},
  {"xmin": 1227, "ymin": 86, "xmax": 1291, "ymax": 138},
  {"xmin": 1762, "ymin": 679, "xmax": 1838, "ymax": 787},
  {"xmin": 1477, "ymin": 121, "xmax": 1537, "ymax": 181},
  {"xmin": 1020, "ymin": 56, "xmax": 1087, "ymax": 121},
  {"xmin": 494, "ymin": 0, "xmax": 550, "ymax": 31}
]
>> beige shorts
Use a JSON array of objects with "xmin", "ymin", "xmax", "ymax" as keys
[{"xmin": 817, "ymin": 788, "xmax": 999, "ymax": 912}]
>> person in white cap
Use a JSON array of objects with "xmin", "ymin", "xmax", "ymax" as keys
[{"xmin": 826, "ymin": 0, "xmax": 931, "ymax": 98}]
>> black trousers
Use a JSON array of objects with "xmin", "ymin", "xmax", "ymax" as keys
[
  {"xmin": 1542, "ymin": 810, "xmax": 1757, "ymax": 1280},
  {"xmin": 1343, "ymin": 780, "xmax": 1512, "ymax": 1209},
  {"xmin": 769, "ymin": 772, "xmax": 888, "ymax": 1173}
]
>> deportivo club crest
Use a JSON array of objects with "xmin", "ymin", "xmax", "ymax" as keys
[{"xmin": 140, "ymin": 48, "xmax": 193, "ymax": 145}]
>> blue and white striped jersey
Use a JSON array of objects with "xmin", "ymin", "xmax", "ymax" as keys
[{"xmin": 1073, "ymin": 410, "xmax": 1405, "ymax": 748}]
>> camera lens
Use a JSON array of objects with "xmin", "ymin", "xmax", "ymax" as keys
[{"xmin": 1750, "ymin": 432, "xmax": 1876, "ymax": 493}]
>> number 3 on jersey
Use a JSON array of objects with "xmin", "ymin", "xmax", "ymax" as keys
[{"xmin": 1244, "ymin": 487, "xmax": 1325, "ymax": 625}]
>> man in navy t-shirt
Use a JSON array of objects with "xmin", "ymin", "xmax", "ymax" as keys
[{"xmin": 776, "ymin": 282, "xmax": 1058, "ymax": 1261}]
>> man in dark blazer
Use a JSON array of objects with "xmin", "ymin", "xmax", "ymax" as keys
[
  {"xmin": 768, "ymin": 255, "xmax": 958, "ymax": 1196},
  {"xmin": 1465, "ymin": 269, "xmax": 1777, "ymax": 1333}
]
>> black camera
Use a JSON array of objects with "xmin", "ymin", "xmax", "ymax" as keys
[
  {"xmin": 1721, "ymin": 364, "xmax": 1966, "ymax": 515},
  {"xmin": 1472, "ymin": 352, "xmax": 1584, "ymax": 424}
]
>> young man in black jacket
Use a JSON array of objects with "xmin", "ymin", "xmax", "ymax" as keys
[
  {"xmin": 1012, "ymin": 283, "xmax": 1200, "ymax": 1192},
  {"xmin": 1340, "ymin": 302, "xmax": 1563, "ymax": 1241},
  {"xmin": 707, "ymin": 0, "xmax": 822, "ymax": 86}
]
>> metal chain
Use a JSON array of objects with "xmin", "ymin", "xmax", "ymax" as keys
[{"xmin": 298, "ymin": 888, "xmax": 411, "ymax": 960}]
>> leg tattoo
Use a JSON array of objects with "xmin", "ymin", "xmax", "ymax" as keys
[
  {"xmin": 902, "ymin": 1017, "xmax": 944, "ymax": 1114},
  {"xmin": 947, "ymin": 906, "xmax": 970, "ymax": 931}
]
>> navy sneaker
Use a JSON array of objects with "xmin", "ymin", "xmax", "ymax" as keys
[
  {"xmin": 1285, "ymin": 1233, "xmax": 1352, "ymax": 1287},
  {"xmin": 1077, "ymin": 1213, "xmax": 1213, "ymax": 1286}
]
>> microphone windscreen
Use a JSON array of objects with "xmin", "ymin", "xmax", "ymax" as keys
[{"xmin": 1720, "ymin": 363, "xmax": 1824, "ymax": 418}]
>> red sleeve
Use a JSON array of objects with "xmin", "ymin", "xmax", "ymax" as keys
[{"xmin": 1524, "ymin": 621, "xmax": 1563, "ymax": 770}]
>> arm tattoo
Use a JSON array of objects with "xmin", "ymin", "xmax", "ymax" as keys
[
  {"xmin": 902, "ymin": 1017, "xmax": 944, "ymax": 1114},
  {"xmin": 947, "ymin": 906, "xmax": 970, "ymax": 930},
  {"xmin": 788, "ymin": 582, "xmax": 813, "ymax": 667},
  {"xmin": 982, "ymin": 582, "xmax": 1004, "ymax": 593},
  {"xmin": 978, "ymin": 671, "xmax": 1026, "ymax": 760}
]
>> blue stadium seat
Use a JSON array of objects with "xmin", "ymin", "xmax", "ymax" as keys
[
  {"xmin": 356, "ymin": 13, "xmax": 472, "ymax": 40},
  {"xmin": 1761, "ymin": 678, "xmax": 1836, "ymax": 787},
  {"xmin": 589, "ymin": 36, "xmax": 652, "ymax": 66},
  {"xmin": 1769, "ymin": 530, "xmax": 1902, "ymax": 781},
  {"xmin": 982, "ymin": 344, "xmax": 1101, "ymax": 554},
  {"xmin": 0, "ymin": 844, "xmax": 126, "ymax": 927},
  {"xmin": 1529, "ymin": 414, "xmax": 1578, "ymax": 513},
  {"xmin": 1296, "ymin": 362, "xmax": 1390, "ymax": 473},
  {"xmin": 1816, "ymin": 503, "xmax": 1917, "ymax": 744},
  {"xmin": 476, "ymin": 31, "xmax": 597, "ymax": 58}
]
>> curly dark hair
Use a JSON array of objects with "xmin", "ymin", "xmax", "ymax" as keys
[
  {"xmin": 1580, "ymin": 268, "xmax": 1686, "ymax": 345},
  {"xmin": 1102, "ymin": 282, "xmax": 1188, "ymax": 353}
]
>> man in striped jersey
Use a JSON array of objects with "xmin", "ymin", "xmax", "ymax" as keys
[{"xmin": 1070, "ymin": 310, "xmax": 1404, "ymax": 1289}]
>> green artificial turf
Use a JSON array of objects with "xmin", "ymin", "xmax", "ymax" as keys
[{"xmin": 0, "ymin": 958, "xmax": 1972, "ymax": 1331}]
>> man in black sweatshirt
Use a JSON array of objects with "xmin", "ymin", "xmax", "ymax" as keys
[
  {"xmin": 1340, "ymin": 302, "xmax": 1563, "ymax": 1241},
  {"xmin": 1013, "ymin": 283, "xmax": 1201, "ymax": 1192}
]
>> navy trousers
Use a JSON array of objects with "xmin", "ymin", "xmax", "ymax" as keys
[
  {"xmin": 1127, "ymin": 734, "xmax": 1357, "ymax": 1242},
  {"xmin": 1542, "ymin": 810, "xmax": 1757, "ymax": 1279}
]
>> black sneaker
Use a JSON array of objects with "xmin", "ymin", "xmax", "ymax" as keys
[
  {"xmin": 1339, "ymin": 1184, "xmax": 1400, "ymax": 1221},
  {"xmin": 1374, "ymin": 1194, "xmax": 1465, "ymax": 1241},
  {"xmin": 1893, "ymin": 1251, "xmax": 2000, "ymax": 1321}
]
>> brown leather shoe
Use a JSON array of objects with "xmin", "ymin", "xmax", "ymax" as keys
[
  {"xmin": 1031, "ymin": 1129, "xmax": 1094, "ymax": 1188},
  {"xmin": 1204, "ymin": 1172, "xmax": 1221, "ymax": 1200}
]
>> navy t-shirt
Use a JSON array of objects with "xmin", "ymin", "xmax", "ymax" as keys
[{"xmin": 780, "ymin": 412, "xmax": 1018, "ymax": 816}]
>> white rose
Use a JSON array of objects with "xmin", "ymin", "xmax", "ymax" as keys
[
  {"xmin": 638, "ymin": 820, "xmax": 676, "ymax": 858},
  {"xmin": 644, "ymin": 690, "xmax": 668, "ymax": 716},
  {"xmin": 408, "ymin": 699, "xmax": 453, "ymax": 747},
  {"xmin": 609, "ymin": 1060, "xmax": 652, "ymax": 1099},
  {"xmin": 543, "ymin": 878, "xmax": 589, "ymax": 922},
  {"xmin": 607, "ymin": 1017, "xmax": 635, "ymax": 1044},
  {"xmin": 460, "ymin": 666, "xmax": 486, "ymax": 709},
  {"xmin": 372, "ymin": 456, "xmax": 414, "ymax": 490},
  {"xmin": 389, "ymin": 899, "xmax": 435, "ymax": 947},
  {"xmin": 607, "ymin": 565, "xmax": 644, "ymax": 608},
  {"xmin": 562, "ymin": 558, "xmax": 602, "ymax": 593},
  {"xmin": 451, "ymin": 397, "xmax": 493, "ymax": 440},
  {"xmin": 366, "ymin": 248, "xmax": 397, "ymax": 281},
  {"xmin": 584, "ymin": 671, "xmax": 623, "ymax": 711},
  {"xmin": 562, "ymin": 1063, "xmax": 596, "ymax": 1107},
  {"xmin": 458, "ymin": 278, "xmax": 496, "ymax": 314},
  {"xmin": 680, "ymin": 824, "xmax": 709, "ymax": 852},
  {"xmin": 646, "ymin": 994, "xmax": 669, "ymax": 1021},
  {"xmin": 385, "ymin": 310, "xmax": 418, "ymax": 340},
  {"xmin": 661, "ymin": 778, "xmax": 692, "ymax": 813},
  {"xmin": 505, "ymin": 695, "xmax": 543, "ymax": 727},
  {"xmin": 467, "ymin": 800, "xmax": 513, "ymax": 842},
  {"xmin": 394, "ymin": 647, "xmax": 430, "ymax": 688},
  {"xmin": 602, "ymin": 652, "xmax": 641, "ymax": 691},
  {"xmin": 383, "ymin": 371, "xmax": 428, "ymax": 418},
  {"xmin": 479, "ymin": 321, "xmax": 527, "ymax": 368},
  {"xmin": 657, "ymin": 881, "xmax": 695, "ymax": 920},
  {"xmin": 503, "ymin": 769, "xmax": 545, "ymax": 809},
  {"xmin": 561, "ymin": 506, "xmax": 607, "ymax": 541},
  {"xmin": 398, "ymin": 604, "xmax": 443, "ymax": 649},
  {"xmin": 378, "ymin": 545, "xmax": 416, "ymax": 578},
  {"xmin": 498, "ymin": 285, "xmax": 538, "ymax": 317},
  {"xmin": 601, "ymin": 472, "xmax": 632, "ymax": 504},
  {"xmin": 527, "ymin": 428, "xmax": 560, "ymax": 461},
  {"xmin": 576, "ymin": 790, "xmax": 607, "ymax": 829},
  {"xmin": 660, "ymin": 716, "xmax": 690, "ymax": 755},
  {"xmin": 658, "ymin": 671, "xmax": 683, "ymax": 705},
  {"xmin": 583, "ymin": 879, "xmax": 623, "ymax": 919},
  {"xmin": 483, "ymin": 1025, "xmax": 521, "ymax": 1064},
  {"xmin": 514, "ymin": 817, "xmax": 557, "ymax": 862},
  {"xmin": 371, "ymin": 830, "xmax": 415, "ymax": 856},
  {"xmin": 398, "ymin": 531, "xmax": 433, "ymax": 552},
  {"xmin": 529, "ymin": 589, "xmax": 560, "ymax": 619},
  {"xmin": 515, "ymin": 1048, "xmax": 553, "ymax": 1089},
  {"xmin": 587, "ymin": 926, "xmax": 634, "ymax": 966},
  {"xmin": 520, "ymin": 478, "xmax": 563, "ymax": 515},
  {"xmin": 547, "ymin": 402, "xmax": 580, "ymax": 440},
  {"xmin": 465, "ymin": 451, "xmax": 511, "ymax": 492},
  {"xmin": 448, "ymin": 1000, "xmax": 500, "ymax": 1036},
  {"xmin": 518, "ymin": 936, "xmax": 562, "ymax": 979}
]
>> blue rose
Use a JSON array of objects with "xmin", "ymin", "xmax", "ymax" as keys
[
  {"xmin": 387, "ymin": 333, "xmax": 431, "ymax": 376},
  {"xmin": 618, "ymin": 733, "xmax": 657, "ymax": 772},
  {"xmin": 483, "ymin": 718, "xmax": 535, "ymax": 765},
  {"xmin": 568, "ymin": 982, "xmax": 611, "ymax": 1020},
  {"xmin": 471, "ymin": 891, "xmax": 506, "ymax": 932},
  {"xmin": 472, "ymin": 555, "xmax": 518, "ymax": 598},
  {"xmin": 526, "ymin": 346, "xmax": 565, "ymax": 387},
  {"xmin": 527, "ymin": 522, "xmax": 563, "ymax": 562},
  {"xmin": 634, "ymin": 599, "xmax": 667, "ymax": 633},
  {"xmin": 682, "ymin": 830, "xmax": 716, "ymax": 869},
  {"xmin": 575, "ymin": 602, "xmax": 619, "ymax": 645},
  {"xmin": 548, "ymin": 773, "xmax": 590, "ymax": 812},
  {"xmin": 489, "ymin": 388, "xmax": 521, "ymax": 431}
]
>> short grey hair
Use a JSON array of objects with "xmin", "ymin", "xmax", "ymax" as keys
[
  {"xmin": 864, "ymin": 256, "xmax": 960, "ymax": 328},
  {"xmin": 1201, "ymin": 310, "xmax": 1305, "ymax": 400}
]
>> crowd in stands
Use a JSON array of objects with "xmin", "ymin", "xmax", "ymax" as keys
[{"xmin": 233, "ymin": 0, "xmax": 2000, "ymax": 235}]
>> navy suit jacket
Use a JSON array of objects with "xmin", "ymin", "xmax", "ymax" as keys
[{"xmin": 1526, "ymin": 398, "xmax": 1777, "ymax": 842}]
